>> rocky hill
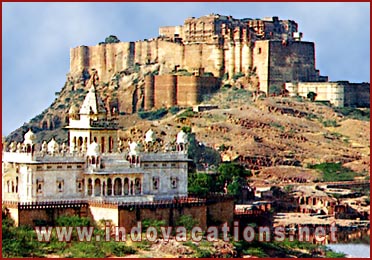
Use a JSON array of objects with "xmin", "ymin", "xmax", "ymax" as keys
[{"xmin": 6, "ymin": 74, "xmax": 370, "ymax": 180}]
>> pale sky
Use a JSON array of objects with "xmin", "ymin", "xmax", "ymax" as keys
[{"xmin": 2, "ymin": 2, "xmax": 370, "ymax": 136}]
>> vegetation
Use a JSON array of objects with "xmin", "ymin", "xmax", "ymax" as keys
[
  {"xmin": 169, "ymin": 106, "xmax": 180, "ymax": 115},
  {"xmin": 232, "ymin": 72, "xmax": 245, "ymax": 81},
  {"xmin": 307, "ymin": 91, "xmax": 317, "ymax": 102},
  {"xmin": 138, "ymin": 108, "xmax": 168, "ymax": 120},
  {"xmin": 175, "ymin": 215, "xmax": 198, "ymax": 231},
  {"xmin": 335, "ymin": 107, "xmax": 370, "ymax": 121},
  {"xmin": 308, "ymin": 162, "xmax": 358, "ymax": 182},
  {"xmin": 99, "ymin": 35, "xmax": 120, "ymax": 45},
  {"xmin": 2, "ymin": 211, "xmax": 136, "ymax": 258},
  {"xmin": 177, "ymin": 107, "xmax": 196, "ymax": 119},
  {"xmin": 188, "ymin": 172, "xmax": 215, "ymax": 196},
  {"xmin": 187, "ymin": 133, "xmax": 221, "ymax": 171},
  {"xmin": 269, "ymin": 85, "xmax": 282, "ymax": 96},
  {"xmin": 188, "ymin": 162, "xmax": 251, "ymax": 197}
]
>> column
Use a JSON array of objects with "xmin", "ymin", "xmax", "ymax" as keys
[{"xmin": 121, "ymin": 177, "xmax": 125, "ymax": 196}]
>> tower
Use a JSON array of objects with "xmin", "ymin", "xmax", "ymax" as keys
[{"xmin": 66, "ymin": 73, "xmax": 118, "ymax": 154}]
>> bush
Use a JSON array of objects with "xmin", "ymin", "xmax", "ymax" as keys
[
  {"xmin": 308, "ymin": 162, "xmax": 357, "ymax": 182},
  {"xmin": 138, "ymin": 108, "xmax": 168, "ymax": 120},
  {"xmin": 335, "ymin": 107, "xmax": 370, "ymax": 121},
  {"xmin": 175, "ymin": 215, "xmax": 198, "ymax": 231},
  {"xmin": 177, "ymin": 107, "xmax": 195, "ymax": 118},
  {"xmin": 232, "ymin": 72, "xmax": 245, "ymax": 81},
  {"xmin": 321, "ymin": 119, "xmax": 339, "ymax": 127},
  {"xmin": 169, "ymin": 106, "xmax": 180, "ymax": 115}
]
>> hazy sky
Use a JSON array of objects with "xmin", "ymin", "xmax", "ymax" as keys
[{"xmin": 2, "ymin": 2, "xmax": 370, "ymax": 136}]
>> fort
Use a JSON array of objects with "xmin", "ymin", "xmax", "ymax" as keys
[{"xmin": 67, "ymin": 14, "xmax": 368, "ymax": 110}]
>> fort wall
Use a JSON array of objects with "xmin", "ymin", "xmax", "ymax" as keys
[
  {"xmin": 344, "ymin": 82, "xmax": 370, "ymax": 107},
  {"xmin": 154, "ymin": 75, "xmax": 177, "ymax": 108},
  {"xmin": 144, "ymin": 75, "xmax": 220, "ymax": 109}
]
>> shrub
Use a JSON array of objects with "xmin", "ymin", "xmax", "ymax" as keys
[
  {"xmin": 169, "ymin": 106, "xmax": 180, "ymax": 115},
  {"xmin": 175, "ymin": 215, "xmax": 198, "ymax": 231},
  {"xmin": 308, "ymin": 162, "xmax": 357, "ymax": 182},
  {"xmin": 232, "ymin": 72, "xmax": 245, "ymax": 81},
  {"xmin": 138, "ymin": 108, "xmax": 168, "ymax": 120}
]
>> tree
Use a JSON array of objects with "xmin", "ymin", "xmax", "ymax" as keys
[
  {"xmin": 99, "ymin": 35, "xmax": 121, "ymax": 45},
  {"xmin": 217, "ymin": 163, "xmax": 252, "ymax": 196},
  {"xmin": 307, "ymin": 91, "xmax": 317, "ymax": 102},
  {"xmin": 188, "ymin": 172, "xmax": 215, "ymax": 196}
]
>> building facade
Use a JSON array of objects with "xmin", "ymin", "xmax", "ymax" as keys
[{"xmin": 2, "ymin": 80, "xmax": 190, "ymax": 207}]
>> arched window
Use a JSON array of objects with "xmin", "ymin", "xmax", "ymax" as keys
[
  {"xmin": 107, "ymin": 178, "xmax": 112, "ymax": 195},
  {"xmin": 135, "ymin": 178, "xmax": 141, "ymax": 195},
  {"xmin": 124, "ymin": 178, "xmax": 129, "ymax": 195},
  {"xmin": 87, "ymin": 178, "xmax": 93, "ymax": 196},
  {"xmin": 94, "ymin": 179, "xmax": 101, "ymax": 196},
  {"xmin": 114, "ymin": 178, "xmax": 122, "ymax": 195}
]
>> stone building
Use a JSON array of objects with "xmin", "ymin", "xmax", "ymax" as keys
[
  {"xmin": 285, "ymin": 81, "xmax": 370, "ymax": 107},
  {"xmin": 2, "ymin": 78, "xmax": 194, "ymax": 226},
  {"xmin": 70, "ymin": 14, "xmax": 326, "ymax": 95}
]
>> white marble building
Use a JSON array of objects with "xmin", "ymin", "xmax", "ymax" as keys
[{"xmin": 2, "ymin": 80, "xmax": 190, "ymax": 204}]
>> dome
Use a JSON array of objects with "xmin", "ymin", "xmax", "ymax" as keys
[
  {"xmin": 24, "ymin": 129, "xmax": 36, "ymax": 144},
  {"xmin": 129, "ymin": 141, "xmax": 140, "ymax": 156},
  {"xmin": 176, "ymin": 130, "xmax": 188, "ymax": 144},
  {"xmin": 47, "ymin": 138, "xmax": 59, "ymax": 154},
  {"xmin": 145, "ymin": 129, "xmax": 156, "ymax": 143},
  {"xmin": 87, "ymin": 141, "xmax": 100, "ymax": 156}
]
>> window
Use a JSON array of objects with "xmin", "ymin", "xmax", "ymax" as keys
[
  {"xmin": 67, "ymin": 165, "xmax": 72, "ymax": 169},
  {"xmin": 37, "ymin": 179, "xmax": 44, "ymax": 194},
  {"xmin": 57, "ymin": 165, "xmax": 62, "ymax": 169},
  {"xmin": 57, "ymin": 179, "xmax": 64, "ymax": 192},
  {"xmin": 47, "ymin": 165, "xmax": 52, "ymax": 169},
  {"xmin": 162, "ymin": 163, "xmax": 167, "ymax": 167},
  {"xmin": 258, "ymin": 48, "xmax": 262, "ymax": 54},
  {"xmin": 76, "ymin": 179, "xmax": 84, "ymax": 192},
  {"xmin": 152, "ymin": 177, "xmax": 159, "ymax": 191},
  {"xmin": 170, "ymin": 177, "xmax": 178, "ymax": 189}
]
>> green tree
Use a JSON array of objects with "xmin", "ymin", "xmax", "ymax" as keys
[
  {"xmin": 188, "ymin": 172, "xmax": 215, "ymax": 196},
  {"xmin": 217, "ymin": 163, "xmax": 252, "ymax": 196},
  {"xmin": 104, "ymin": 35, "xmax": 120, "ymax": 44},
  {"xmin": 307, "ymin": 91, "xmax": 317, "ymax": 102}
]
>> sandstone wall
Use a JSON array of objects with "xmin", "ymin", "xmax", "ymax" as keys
[
  {"xmin": 18, "ymin": 207, "xmax": 80, "ymax": 227},
  {"xmin": 118, "ymin": 204, "xmax": 207, "ymax": 231},
  {"xmin": 252, "ymin": 41, "xmax": 270, "ymax": 93},
  {"xmin": 268, "ymin": 41, "xmax": 318, "ymax": 90},
  {"xmin": 344, "ymin": 82, "xmax": 370, "ymax": 107},
  {"xmin": 207, "ymin": 199, "xmax": 235, "ymax": 226},
  {"xmin": 144, "ymin": 75, "xmax": 220, "ymax": 109},
  {"xmin": 154, "ymin": 75, "xmax": 177, "ymax": 108},
  {"xmin": 296, "ymin": 82, "xmax": 345, "ymax": 107}
]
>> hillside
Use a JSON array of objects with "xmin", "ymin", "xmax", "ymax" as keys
[{"xmin": 6, "ymin": 77, "xmax": 370, "ymax": 182}]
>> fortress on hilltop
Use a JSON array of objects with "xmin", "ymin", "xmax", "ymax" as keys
[{"xmin": 68, "ymin": 14, "xmax": 368, "ymax": 109}]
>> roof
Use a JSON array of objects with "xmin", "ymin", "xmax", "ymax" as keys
[{"xmin": 79, "ymin": 85, "xmax": 107, "ymax": 115}]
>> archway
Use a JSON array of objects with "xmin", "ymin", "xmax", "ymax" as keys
[
  {"xmin": 87, "ymin": 178, "xmax": 93, "ymax": 196},
  {"xmin": 114, "ymin": 178, "xmax": 122, "ymax": 195},
  {"xmin": 124, "ymin": 178, "xmax": 129, "ymax": 195},
  {"xmin": 107, "ymin": 178, "xmax": 112, "ymax": 195},
  {"xmin": 94, "ymin": 179, "xmax": 101, "ymax": 196}
]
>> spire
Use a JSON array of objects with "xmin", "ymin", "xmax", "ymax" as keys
[{"xmin": 79, "ymin": 71, "xmax": 107, "ymax": 116}]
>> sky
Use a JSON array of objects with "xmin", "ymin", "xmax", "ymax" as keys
[{"xmin": 2, "ymin": 2, "xmax": 370, "ymax": 136}]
